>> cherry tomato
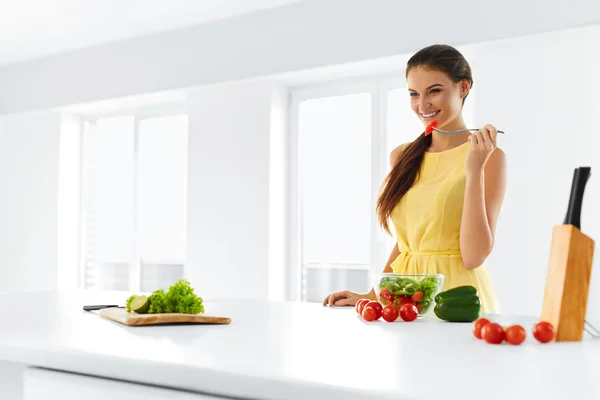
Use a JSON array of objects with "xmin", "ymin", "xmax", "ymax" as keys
[
  {"xmin": 416, "ymin": 304, "xmax": 423, "ymax": 313},
  {"xmin": 481, "ymin": 322, "xmax": 505, "ymax": 344},
  {"xmin": 364, "ymin": 301, "xmax": 383, "ymax": 320},
  {"xmin": 362, "ymin": 306, "xmax": 377, "ymax": 322},
  {"xmin": 394, "ymin": 296, "xmax": 412, "ymax": 310},
  {"xmin": 362, "ymin": 298, "xmax": 372, "ymax": 312},
  {"xmin": 505, "ymin": 325, "xmax": 526, "ymax": 345},
  {"xmin": 399, "ymin": 303, "xmax": 418, "ymax": 322},
  {"xmin": 355, "ymin": 300, "xmax": 363, "ymax": 314},
  {"xmin": 357, "ymin": 299, "xmax": 369, "ymax": 315},
  {"xmin": 379, "ymin": 288, "xmax": 394, "ymax": 304},
  {"xmin": 355, "ymin": 299, "xmax": 362, "ymax": 314},
  {"xmin": 533, "ymin": 321, "xmax": 555, "ymax": 343},
  {"xmin": 381, "ymin": 305, "xmax": 399, "ymax": 322},
  {"xmin": 472, "ymin": 318, "xmax": 491, "ymax": 339},
  {"xmin": 411, "ymin": 291, "xmax": 424, "ymax": 302}
]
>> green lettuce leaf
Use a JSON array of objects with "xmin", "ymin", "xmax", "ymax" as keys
[{"xmin": 126, "ymin": 279, "xmax": 204, "ymax": 315}]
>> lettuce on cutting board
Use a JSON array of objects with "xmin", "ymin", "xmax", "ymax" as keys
[{"xmin": 126, "ymin": 279, "xmax": 204, "ymax": 315}]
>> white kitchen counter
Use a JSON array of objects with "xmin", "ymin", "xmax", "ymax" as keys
[{"xmin": 0, "ymin": 290, "xmax": 599, "ymax": 400}]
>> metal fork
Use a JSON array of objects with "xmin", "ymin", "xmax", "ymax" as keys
[{"xmin": 433, "ymin": 127, "xmax": 506, "ymax": 135}]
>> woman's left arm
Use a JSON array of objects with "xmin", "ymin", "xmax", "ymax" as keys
[{"xmin": 460, "ymin": 125, "xmax": 507, "ymax": 269}]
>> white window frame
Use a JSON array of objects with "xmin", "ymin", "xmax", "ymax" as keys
[
  {"xmin": 77, "ymin": 103, "xmax": 188, "ymax": 292},
  {"xmin": 288, "ymin": 77, "xmax": 408, "ymax": 301}
]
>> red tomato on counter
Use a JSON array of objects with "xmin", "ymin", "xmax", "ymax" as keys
[
  {"xmin": 364, "ymin": 301, "xmax": 383, "ymax": 320},
  {"xmin": 533, "ymin": 321, "xmax": 555, "ymax": 343},
  {"xmin": 400, "ymin": 304, "xmax": 418, "ymax": 322},
  {"xmin": 362, "ymin": 306, "xmax": 377, "ymax": 322},
  {"xmin": 381, "ymin": 305, "xmax": 398, "ymax": 322},
  {"xmin": 505, "ymin": 325, "xmax": 526, "ymax": 345},
  {"xmin": 473, "ymin": 318, "xmax": 491, "ymax": 339},
  {"xmin": 481, "ymin": 323, "xmax": 505, "ymax": 344},
  {"xmin": 356, "ymin": 299, "xmax": 369, "ymax": 315}
]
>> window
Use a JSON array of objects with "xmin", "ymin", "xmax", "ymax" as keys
[
  {"xmin": 80, "ymin": 114, "xmax": 188, "ymax": 292},
  {"xmin": 296, "ymin": 91, "xmax": 373, "ymax": 301},
  {"xmin": 291, "ymin": 81, "xmax": 475, "ymax": 302}
]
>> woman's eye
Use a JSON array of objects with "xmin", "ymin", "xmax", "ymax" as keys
[
  {"xmin": 430, "ymin": 89, "xmax": 441, "ymax": 94},
  {"xmin": 409, "ymin": 92, "xmax": 418, "ymax": 97}
]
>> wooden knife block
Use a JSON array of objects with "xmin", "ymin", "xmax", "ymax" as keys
[{"xmin": 541, "ymin": 224, "xmax": 595, "ymax": 341}]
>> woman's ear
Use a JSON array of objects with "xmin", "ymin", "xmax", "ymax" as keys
[{"xmin": 460, "ymin": 80, "xmax": 471, "ymax": 99}]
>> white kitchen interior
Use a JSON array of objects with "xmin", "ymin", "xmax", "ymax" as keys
[{"xmin": 1, "ymin": 0, "xmax": 600, "ymax": 399}]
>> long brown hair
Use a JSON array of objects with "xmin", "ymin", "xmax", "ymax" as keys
[{"xmin": 376, "ymin": 44, "xmax": 473, "ymax": 235}]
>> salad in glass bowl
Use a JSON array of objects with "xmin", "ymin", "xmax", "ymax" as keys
[{"xmin": 372, "ymin": 273, "xmax": 445, "ymax": 316}]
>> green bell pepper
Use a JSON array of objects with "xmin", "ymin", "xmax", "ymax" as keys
[{"xmin": 433, "ymin": 285, "xmax": 481, "ymax": 322}]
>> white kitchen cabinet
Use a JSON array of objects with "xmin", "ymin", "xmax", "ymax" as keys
[
  {"xmin": 0, "ymin": 361, "xmax": 25, "ymax": 400},
  {"xmin": 2, "ymin": 291, "xmax": 599, "ymax": 400},
  {"xmin": 23, "ymin": 367, "xmax": 228, "ymax": 400}
]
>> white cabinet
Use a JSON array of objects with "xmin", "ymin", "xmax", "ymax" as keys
[
  {"xmin": 0, "ymin": 361, "xmax": 25, "ymax": 400},
  {"xmin": 23, "ymin": 367, "xmax": 228, "ymax": 400}
]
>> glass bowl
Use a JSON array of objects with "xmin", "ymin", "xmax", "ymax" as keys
[{"xmin": 371, "ymin": 272, "xmax": 445, "ymax": 317}]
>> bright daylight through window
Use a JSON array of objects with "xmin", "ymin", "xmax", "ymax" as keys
[{"xmin": 80, "ymin": 114, "xmax": 188, "ymax": 292}]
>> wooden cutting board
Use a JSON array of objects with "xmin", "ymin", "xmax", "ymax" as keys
[{"xmin": 99, "ymin": 307, "xmax": 231, "ymax": 326}]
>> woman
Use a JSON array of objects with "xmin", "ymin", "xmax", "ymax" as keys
[{"xmin": 322, "ymin": 44, "xmax": 506, "ymax": 313}]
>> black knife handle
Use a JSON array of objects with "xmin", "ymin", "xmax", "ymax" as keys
[
  {"xmin": 83, "ymin": 305, "xmax": 120, "ymax": 311},
  {"xmin": 563, "ymin": 167, "xmax": 591, "ymax": 229}
]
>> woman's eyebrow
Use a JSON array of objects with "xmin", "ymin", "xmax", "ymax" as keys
[{"xmin": 408, "ymin": 83, "xmax": 444, "ymax": 91}]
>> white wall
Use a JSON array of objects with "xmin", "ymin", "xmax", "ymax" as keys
[
  {"xmin": 469, "ymin": 26, "xmax": 600, "ymax": 323},
  {"xmin": 0, "ymin": 0, "xmax": 598, "ymax": 114},
  {"xmin": 0, "ymin": 111, "xmax": 61, "ymax": 293},
  {"xmin": 186, "ymin": 80, "xmax": 286, "ymax": 301}
]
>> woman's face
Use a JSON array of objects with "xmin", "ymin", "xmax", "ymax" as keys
[{"xmin": 407, "ymin": 66, "xmax": 469, "ymax": 129}]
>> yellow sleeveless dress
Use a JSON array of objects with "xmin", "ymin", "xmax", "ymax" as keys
[{"xmin": 389, "ymin": 141, "xmax": 500, "ymax": 314}]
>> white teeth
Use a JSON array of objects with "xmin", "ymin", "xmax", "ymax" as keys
[{"xmin": 422, "ymin": 111, "xmax": 439, "ymax": 118}]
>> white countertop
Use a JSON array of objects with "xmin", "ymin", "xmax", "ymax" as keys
[{"xmin": 0, "ymin": 290, "xmax": 599, "ymax": 400}]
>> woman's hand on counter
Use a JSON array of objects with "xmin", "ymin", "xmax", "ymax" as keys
[{"xmin": 322, "ymin": 289, "xmax": 376, "ymax": 307}]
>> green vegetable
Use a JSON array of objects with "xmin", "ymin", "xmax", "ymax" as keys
[
  {"xmin": 378, "ymin": 275, "xmax": 441, "ymax": 314},
  {"xmin": 433, "ymin": 285, "xmax": 481, "ymax": 322},
  {"xmin": 380, "ymin": 277, "xmax": 418, "ymax": 296},
  {"xmin": 126, "ymin": 279, "xmax": 204, "ymax": 315},
  {"xmin": 125, "ymin": 295, "xmax": 137, "ymax": 313},
  {"xmin": 434, "ymin": 285, "xmax": 478, "ymax": 302},
  {"xmin": 148, "ymin": 289, "xmax": 171, "ymax": 313}
]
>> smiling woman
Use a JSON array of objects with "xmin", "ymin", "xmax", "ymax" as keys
[{"xmin": 323, "ymin": 44, "xmax": 507, "ymax": 314}]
